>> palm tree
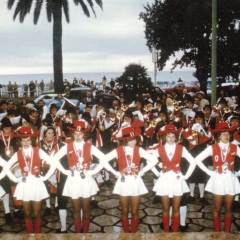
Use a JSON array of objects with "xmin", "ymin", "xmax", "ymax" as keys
[{"xmin": 7, "ymin": 0, "xmax": 103, "ymax": 93}]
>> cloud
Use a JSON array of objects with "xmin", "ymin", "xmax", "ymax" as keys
[{"xmin": 0, "ymin": 0, "xmax": 190, "ymax": 75}]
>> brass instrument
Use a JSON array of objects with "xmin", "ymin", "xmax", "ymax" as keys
[
  {"xmin": 116, "ymin": 112, "xmax": 122, "ymax": 120},
  {"xmin": 121, "ymin": 105, "xmax": 128, "ymax": 112},
  {"xmin": 101, "ymin": 112, "xmax": 106, "ymax": 118},
  {"xmin": 224, "ymin": 107, "xmax": 231, "ymax": 114},
  {"xmin": 149, "ymin": 120, "xmax": 158, "ymax": 128},
  {"xmin": 143, "ymin": 106, "xmax": 150, "ymax": 112}
]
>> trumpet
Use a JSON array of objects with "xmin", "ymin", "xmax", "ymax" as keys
[
  {"xmin": 224, "ymin": 107, "xmax": 232, "ymax": 114},
  {"xmin": 149, "ymin": 120, "xmax": 158, "ymax": 128},
  {"xmin": 121, "ymin": 105, "xmax": 128, "ymax": 112},
  {"xmin": 101, "ymin": 111, "xmax": 106, "ymax": 118},
  {"xmin": 116, "ymin": 112, "xmax": 122, "ymax": 120},
  {"xmin": 143, "ymin": 106, "xmax": 151, "ymax": 112}
]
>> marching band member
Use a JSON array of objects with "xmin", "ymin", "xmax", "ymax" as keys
[
  {"xmin": 181, "ymin": 111, "xmax": 212, "ymax": 205},
  {"xmin": 53, "ymin": 120, "xmax": 105, "ymax": 233},
  {"xmin": 0, "ymin": 117, "xmax": 22, "ymax": 223},
  {"xmin": 150, "ymin": 124, "xmax": 196, "ymax": 232},
  {"xmin": 99, "ymin": 125, "xmax": 158, "ymax": 233},
  {"xmin": 40, "ymin": 125, "xmax": 69, "ymax": 233},
  {"xmin": 228, "ymin": 113, "xmax": 240, "ymax": 210},
  {"xmin": 195, "ymin": 122, "xmax": 240, "ymax": 232},
  {"xmin": 4, "ymin": 126, "xmax": 56, "ymax": 234}
]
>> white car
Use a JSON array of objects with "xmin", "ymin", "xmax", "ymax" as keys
[{"xmin": 34, "ymin": 93, "xmax": 86, "ymax": 112}]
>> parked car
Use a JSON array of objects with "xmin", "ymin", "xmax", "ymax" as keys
[
  {"xmin": 161, "ymin": 81, "xmax": 200, "ymax": 94},
  {"xmin": 34, "ymin": 93, "xmax": 86, "ymax": 113}
]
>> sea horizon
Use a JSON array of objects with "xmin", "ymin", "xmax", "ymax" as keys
[{"xmin": 0, "ymin": 70, "xmax": 196, "ymax": 86}]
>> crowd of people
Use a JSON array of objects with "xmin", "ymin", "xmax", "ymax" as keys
[{"xmin": 0, "ymin": 81, "xmax": 240, "ymax": 234}]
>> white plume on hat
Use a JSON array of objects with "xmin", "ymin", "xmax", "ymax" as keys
[
  {"xmin": 41, "ymin": 105, "xmax": 48, "ymax": 120},
  {"xmin": 25, "ymin": 103, "xmax": 35, "ymax": 110},
  {"xmin": 0, "ymin": 112, "xmax": 7, "ymax": 121},
  {"xmin": 56, "ymin": 109, "xmax": 67, "ymax": 116}
]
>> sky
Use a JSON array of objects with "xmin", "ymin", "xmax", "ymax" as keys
[{"xmin": 0, "ymin": 0, "xmax": 193, "ymax": 75}]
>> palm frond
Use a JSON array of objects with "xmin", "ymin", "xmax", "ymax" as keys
[
  {"xmin": 18, "ymin": 0, "xmax": 34, "ymax": 22},
  {"xmin": 46, "ymin": 0, "xmax": 52, "ymax": 22},
  {"xmin": 78, "ymin": 0, "xmax": 90, "ymax": 17},
  {"xmin": 34, "ymin": 0, "xmax": 44, "ymax": 24},
  {"xmin": 86, "ymin": 0, "xmax": 96, "ymax": 17},
  {"xmin": 62, "ymin": 0, "xmax": 70, "ymax": 23},
  {"xmin": 73, "ymin": 0, "xmax": 79, "ymax": 5},
  {"xmin": 94, "ymin": 0, "xmax": 102, "ymax": 10},
  {"xmin": 7, "ymin": 0, "xmax": 16, "ymax": 9}
]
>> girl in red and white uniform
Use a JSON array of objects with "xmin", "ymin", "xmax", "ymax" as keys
[
  {"xmin": 4, "ymin": 126, "xmax": 56, "ymax": 234},
  {"xmin": 53, "ymin": 119, "xmax": 104, "ymax": 233},
  {"xmin": 100, "ymin": 125, "xmax": 158, "ymax": 233},
  {"xmin": 195, "ymin": 122, "xmax": 240, "ymax": 232},
  {"xmin": 150, "ymin": 124, "xmax": 196, "ymax": 232}
]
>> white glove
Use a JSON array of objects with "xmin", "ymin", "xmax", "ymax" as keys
[
  {"xmin": 158, "ymin": 171, "xmax": 163, "ymax": 177},
  {"xmin": 16, "ymin": 177, "xmax": 22, "ymax": 183},
  {"xmin": 235, "ymin": 170, "xmax": 240, "ymax": 177},
  {"xmin": 177, "ymin": 173, "xmax": 187, "ymax": 181},
  {"xmin": 138, "ymin": 170, "xmax": 144, "ymax": 177},
  {"xmin": 65, "ymin": 170, "xmax": 73, "ymax": 176},
  {"xmin": 86, "ymin": 170, "xmax": 95, "ymax": 176},
  {"xmin": 113, "ymin": 171, "xmax": 121, "ymax": 178},
  {"xmin": 208, "ymin": 170, "xmax": 216, "ymax": 177}
]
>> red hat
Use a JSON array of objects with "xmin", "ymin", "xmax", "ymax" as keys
[
  {"xmin": 210, "ymin": 122, "xmax": 235, "ymax": 134},
  {"xmin": 14, "ymin": 127, "xmax": 40, "ymax": 138},
  {"xmin": 67, "ymin": 120, "xmax": 92, "ymax": 133},
  {"xmin": 112, "ymin": 126, "xmax": 141, "ymax": 141},
  {"xmin": 158, "ymin": 124, "xmax": 181, "ymax": 136}
]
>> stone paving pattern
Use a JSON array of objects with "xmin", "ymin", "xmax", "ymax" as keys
[{"xmin": 1, "ymin": 172, "xmax": 240, "ymax": 234}]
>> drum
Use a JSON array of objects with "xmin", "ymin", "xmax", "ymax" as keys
[{"xmin": 10, "ymin": 163, "xmax": 21, "ymax": 178}]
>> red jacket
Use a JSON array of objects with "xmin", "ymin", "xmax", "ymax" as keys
[
  {"xmin": 158, "ymin": 145, "xmax": 183, "ymax": 173},
  {"xmin": 212, "ymin": 143, "xmax": 237, "ymax": 173},
  {"xmin": 67, "ymin": 142, "xmax": 92, "ymax": 170},
  {"xmin": 18, "ymin": 148, "xmax": 41, "ymax": 176}
]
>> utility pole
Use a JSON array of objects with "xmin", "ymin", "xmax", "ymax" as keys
[
  {"xmin": 152, "ymin": 48, "xmax": 157, "ymax": 85},
  {"xmin": 211, "ymin": 0, "xmax": 217, "ymax": 106}
]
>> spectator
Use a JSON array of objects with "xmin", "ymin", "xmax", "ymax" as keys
[
  {"xmin": 35, "ymin": 80, "xmax": 39, "ymax": 96},
  {"xmin": 49, "ymin": 80, "xmax": 54, "ymax": 91},
  {"xmin": 39, "ymin": 80, "xmax": 45, "ymax": 92},
  {"xmin": 23, "ymin": 84, "xmax": 28, "ymax": 97},
  {"xmin": 29, "ymin": 80, "xmax": 36, "ymax": 97},
  {"xmin": 110, "ymin": 78, "xmax": 115, "ymax": 88},
  {"xmin": 7, "ymin": 81, "xmax": 13, "ymax": 97},
  {"xmin": 13, "ymin": 82, "xmax": 18, "ymax": 98}
]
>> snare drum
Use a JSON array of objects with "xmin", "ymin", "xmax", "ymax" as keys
[{"xmin": 10, "ymin": 163, "xmax": 21, "ymax": 178}]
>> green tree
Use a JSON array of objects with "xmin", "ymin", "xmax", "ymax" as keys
[
  {"xmin": 8, "ymin": 0, "xmax": 102, "ymax": 93},
  {"xmin": 115, "ymin": 63, "xmax": 154, "ymax": 103},
  {"xmin": 140, "ymin": 0, "xmax": 240, "ymax": 92}
]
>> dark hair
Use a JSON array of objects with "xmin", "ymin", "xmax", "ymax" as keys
[
  {"xmin": 160, "ymin": 133, "xmax": 178, "ymax": 145},
  {"xmin": 214, "ymin": 131, "xmax": 233, "ymax": 143},
  {"xmin": 17, "ymin": 137, "xmax": 37, "ymax": 147},
  {"xmin": 119, "ymin": 136, "xmax": 140, "ymax": 146},
  {"xmin": 70, "ymin": 131, "xmax": 89, "ymax": 141},
  {"xmin": 43, "ymin": 126, "xmax": 56, "ymax": 137}
]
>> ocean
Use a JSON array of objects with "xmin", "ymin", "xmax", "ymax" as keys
[{"xmin": 0, "ymin": 70, "xmax": 196, "ymax": 86}]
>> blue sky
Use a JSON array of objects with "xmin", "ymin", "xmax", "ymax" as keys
[{"xmin": 0, "ymin": 0, "xmax": 192, "ymax": 75}]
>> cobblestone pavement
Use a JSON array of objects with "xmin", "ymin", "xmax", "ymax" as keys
[{"xmin": 1, "ymin": 172, "xmax": 240, "ymax": 234}]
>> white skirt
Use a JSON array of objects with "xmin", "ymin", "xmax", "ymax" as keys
[
  {"xmin": 113, "ymin": 175, "xmax": 148, "ymax": 196},
  {"xmin": 62, "ymin": 171, "xmax": 99, "ymax": 199},
  {"xmin": 153, "ymin": 171, "xmax": 189, "ymax": 198},
  {"xmin": 205, "ymin": 170, "xmax": 240, "ymax": 195},
  {"xmin": 14, "ymin": 174, "xmax": 49, "ymax": 201}
]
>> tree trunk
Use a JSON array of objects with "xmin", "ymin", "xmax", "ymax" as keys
[{"xmin": 52, "ymin": 0, "xmax": 64, "ymax": 93}]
